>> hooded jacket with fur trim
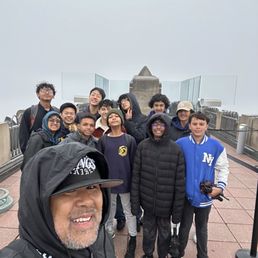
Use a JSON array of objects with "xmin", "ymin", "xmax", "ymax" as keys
[{"xmin": 0, "ymin": 143, "xmax": 116, "ymax": 258}]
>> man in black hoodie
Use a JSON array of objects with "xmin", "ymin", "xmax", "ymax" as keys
[{"xmin": 0, "ymin": 143, "xmax": 122, "ymax": 258}]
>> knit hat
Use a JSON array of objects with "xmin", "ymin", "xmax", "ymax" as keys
[
  {"xmin": 52, "ymin": 154, "xmax": 122, "ymax": 195},
  {"xmin": 60, "ymin": 102, "xmax": 77, "ymax": 114},
  {"xmin": 106, "ymin": 109, "xmax": 124, "ymax": 126},
  {"xmin": 176, "ymin": 101, "xmax": 194, "ymax": 113}
]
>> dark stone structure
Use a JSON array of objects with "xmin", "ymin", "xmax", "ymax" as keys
[{"xmin": 129, "ymin": 66, "xmax": 161, "ymax": 115}]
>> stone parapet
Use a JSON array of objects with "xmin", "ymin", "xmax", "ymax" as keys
[
  {"xmin": 129, "ymin": 66, "xmax": 161, "ymax": 115},
  {"xmin": 239, "ymin": 115, "xmax": 258, "ymax": 151},
  {"xmin": 0, "ymin": 123, "xmax": 11, "ymax": 166}
]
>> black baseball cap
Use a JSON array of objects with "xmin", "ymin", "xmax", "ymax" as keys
[{"xmin": 52, "ymin": 155, "xmax": 122, "ymax": 195}]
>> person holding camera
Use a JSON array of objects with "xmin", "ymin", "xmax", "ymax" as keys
[{"xmin": 175, "ymin": 112, "xmax": 229, "ymax": 258}]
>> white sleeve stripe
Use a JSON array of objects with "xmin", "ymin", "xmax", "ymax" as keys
[{"xmin": 215, "ymin": 148, "xmax": 229, "ymax": 187}]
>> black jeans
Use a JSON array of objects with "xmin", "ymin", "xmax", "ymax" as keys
[
  {"xmin": 178, "ymin": 199, "xmax": 211, "ymax": 258},
  {"xmin": 142, "ymin": 213, "xmax": 171, "ymax": 258}
]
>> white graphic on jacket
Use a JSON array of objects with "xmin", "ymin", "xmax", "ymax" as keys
[
  {"xmin": 202, "ymin": 152, "xmax": 214, "ymax": 166},
  {"xmin": 37, "ymin": 249, "xmax": 53, "ymax": 258}
]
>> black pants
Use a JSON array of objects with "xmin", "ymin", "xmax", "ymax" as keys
[
  {"xmin": 142, "ymin": 213, "xmax": 171, "ymax": 258},
  {"xmin": 178, "ymin": 199, "xmax": 211, "ymax": 258}
]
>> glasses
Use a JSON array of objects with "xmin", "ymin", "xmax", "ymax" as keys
[
  {"xmin": 152, "ymin": 122, "xmax": 165, "ymax": 128},
  {"xmin": 48, "ymin": 119, "xmax": 61, "ymax": 124},
  {"xmin": 40, "ymin": 88, "xmax": 53, "ymax": 94}
]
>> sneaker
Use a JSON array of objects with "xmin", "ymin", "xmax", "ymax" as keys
[
  {"xmin": 124, "ymin": 236, "xmax": 136, "ymax": 258},
  {"xmin": 117, "ymin": 218, "xmax": 126, "ymax": 231}
]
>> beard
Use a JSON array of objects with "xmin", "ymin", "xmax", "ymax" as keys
[
  {"xmin": 62, "ymin": 223, "xmax": 100, "ymax": 249},
  {"xmin": 56, "ymin": 208, "xmax": 102, "ymax": 250}
]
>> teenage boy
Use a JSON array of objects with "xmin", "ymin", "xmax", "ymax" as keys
[
  {"xmin": 147, "ymin": 93, "xmax": 170, "ymax": 118},
  {"xmin": 60, "ymin": 113, "xmax": 97, "ymax": 148},
  {"xmin": 117, "ymin": 93, "xmax": 147, "ymax": 144},
  {"xmin": 59, "ymin": 102, "xmax": 77, "ymax": 139},
  {"xmin": 93, "ymin": 99, "xmax": 127, "ymax": 231},
  {"xmin": 79, "ymin": 87, "xmax": 106, "ymax": 119},
  {"xmin": 93, "ymin": 99, "xmax": 113, "ymax": 139},
  {"xmin": 118, "ymin": 93, "xmax": 147, "ymax": 231},
  {"xmin": 19, "ymin": 82, "xmax": 58, "ymax": 153},
  {"xmin": 97, "ymin": 109, "xmax": 137, "ymax": 258},
  {"xmin": 176, "ymin": 112, "xmax": 229, "ymax": 258},
  {"xmin": 131, "ymin": 113, "xmax": 185, "ymax": 258},
  {"xmin": 170, "ymin": 100, "xmax": 194, "ymax": 141}
]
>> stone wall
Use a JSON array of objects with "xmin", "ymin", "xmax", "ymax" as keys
[
  {"xmin": 239, "ymin": 115, "xmax": 258, "ymax": 151},
  {"xmin": 0, "ymin": 123, "xmax": 11, "ymax": 166},
  {"xmin": 129, "ymin": 66, "xmax": 161, "ymax": 115}
]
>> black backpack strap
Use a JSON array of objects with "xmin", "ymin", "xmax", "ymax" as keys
[
  {"xmin": 29, "ymin": 105, "xmax": 38, "ymax": 130},
  {"xmin": 124, "ymin": 133, "xmax": 132, "ymax": 150}
]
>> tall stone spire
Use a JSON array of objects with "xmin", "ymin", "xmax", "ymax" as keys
[{"xmin": 138, "ymin": 66, "xmax": 152, "ymax": 76}]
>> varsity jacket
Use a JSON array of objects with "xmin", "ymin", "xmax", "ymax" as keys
[{"xmin": 176, "ymin": 134, "xmax": 229, "ymax": 208}]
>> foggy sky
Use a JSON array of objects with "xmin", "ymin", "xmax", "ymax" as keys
[{"xmin": 1, "ymin": 0, "xmax": 258, "ymax": 121}]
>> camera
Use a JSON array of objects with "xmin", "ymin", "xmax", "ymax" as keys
[{"xmin": 199, "ymin": 180, "xmax": 229, "ymax": 202}]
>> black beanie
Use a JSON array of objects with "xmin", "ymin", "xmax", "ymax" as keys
[{"xmin": 60, "ymin": 102, "xmax": 77, "ymax": 114}]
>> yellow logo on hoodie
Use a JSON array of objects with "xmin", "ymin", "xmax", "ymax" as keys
[{"xmin": 118, "ymin": 145, "xmax": 127, "ymax": 157}]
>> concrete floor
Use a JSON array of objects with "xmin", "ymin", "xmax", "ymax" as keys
[{"xmin": 0, "ymin": 140, "xmax": 257, "ymax": 258}]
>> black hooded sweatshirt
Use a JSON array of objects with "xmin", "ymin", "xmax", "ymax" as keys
[
  {"xmin": 0, "ymin": 143, "xmax": 115, "ymax": 258},
  {"xmin": 118, "ymin": 93, "xmax": 148, "ymax": 144}
]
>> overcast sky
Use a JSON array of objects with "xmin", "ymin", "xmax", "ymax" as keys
[{"xmin": 1, "ymin": 0, "xmax": 258, "ymax": 121}]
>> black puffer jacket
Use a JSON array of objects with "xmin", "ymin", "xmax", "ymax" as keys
[
  {"xmin": 118, "ymin": 93, "xmax": 147, "ymax": 144},
  {"xmin": 131, "ymin": 113, "xmax": 185, "ymax": 223}
]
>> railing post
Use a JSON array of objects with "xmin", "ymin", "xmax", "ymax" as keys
[
  {"xmin": 235, "ymin": 181, "xmax": 258, "ymax": 258},
  {"xmin": 236, "ymin": 124, "xmax": 248, "ymax": 154}
]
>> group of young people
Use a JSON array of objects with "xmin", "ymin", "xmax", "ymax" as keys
[{"xmin": 1, "ymin": 82, "xmax": 229, "ymax": 258}]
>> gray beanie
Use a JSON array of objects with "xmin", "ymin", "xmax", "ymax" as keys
[{"xmin": 106, "ymin": 109, "xmax": 124, "ymax": 126}]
